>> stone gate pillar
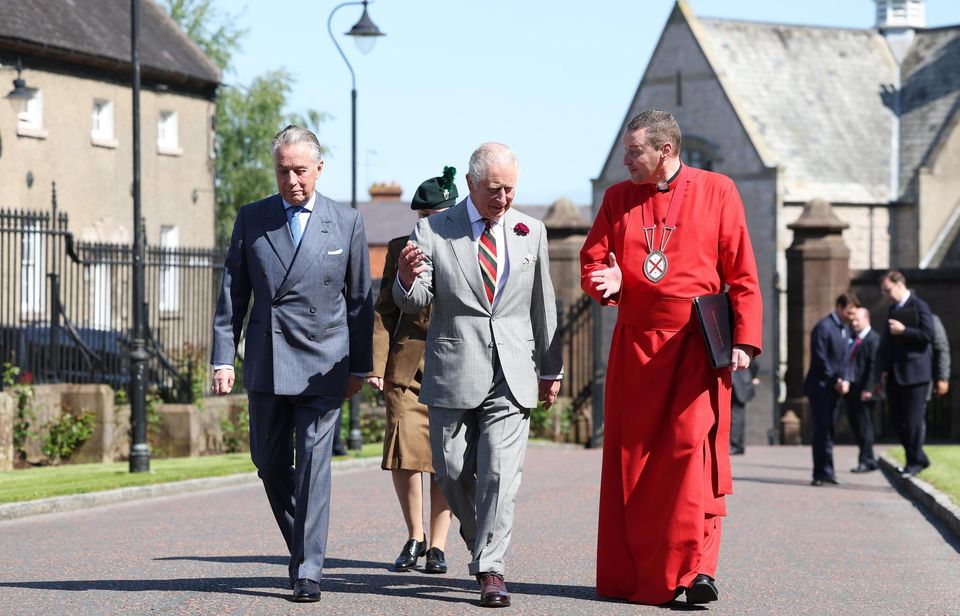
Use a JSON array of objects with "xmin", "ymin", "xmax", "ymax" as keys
[
  {"xmin": 783, "ymin": 198, "xmax": 850, "ymax": 443},
  {"xmin": 542, "ymin": 198, "xmax": 590, "ymax": 309}
]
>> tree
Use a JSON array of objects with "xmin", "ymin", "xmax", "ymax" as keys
[{"xmin": 161, "ymin": 0, "xmax": 327, "ymax": 246}]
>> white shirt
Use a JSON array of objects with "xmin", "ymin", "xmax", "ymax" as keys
[{"xmin": 857, "ymin": 325, "xmax": 872, "ymax": 340}]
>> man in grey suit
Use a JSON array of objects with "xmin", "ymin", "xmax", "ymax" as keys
[
  {"xmin": 210, "ymin": 125, "xmax": 373, "ymax": 603},
  {"xmin": 394, "ymin": 143, "xmax": 562, "ymax": 608}
]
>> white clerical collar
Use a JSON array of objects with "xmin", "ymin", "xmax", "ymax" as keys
[
  {"xmin": 656, "ymin": 162, "xmax": 682, "ymax": 192},
  {"xmin": 282, "ymin": 192, "xmax": 316, "ymax": 213},
  {"xmin": 466, "ymin": 196, "xmax": 503, "ymax": 227}
]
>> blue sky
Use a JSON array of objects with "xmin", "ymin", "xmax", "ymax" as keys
[{"xmin": 218, "ymin": 0, "xmax": 960, "ymax": 206}]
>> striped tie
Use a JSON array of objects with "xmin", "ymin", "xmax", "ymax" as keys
[{"xmin": 478, "ymin": 219, "xmax": 497, "ymax": 304}]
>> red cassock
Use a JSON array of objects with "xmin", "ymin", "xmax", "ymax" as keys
[{"xmin": 580, "ymin": 166, "xmax": 762, "ymax": 604}]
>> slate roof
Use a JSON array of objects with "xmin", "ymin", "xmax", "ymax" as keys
[
  {"xmin": 0, "ymin": 0, "xmax": 219, "ymax": 90},
  {"xmin": 898, "ymin": 26, "xmax": 960, "ymax": 201},
  {"xmin": 694, "ymin": 17, "xmax": 898, "ymax": 204}
]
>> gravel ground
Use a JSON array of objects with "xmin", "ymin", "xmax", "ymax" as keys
[{"xmin": 0, "ymin": 444, "xmax": 958, "ymax": 615}]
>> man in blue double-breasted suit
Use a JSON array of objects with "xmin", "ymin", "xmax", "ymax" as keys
[
  {"xmin": 803, "ymin": 293, "xmax": 859, "ymax": 486},
  {"xmin": 210, "ymin": 125, "xmax": 373, "ymax": 602}
]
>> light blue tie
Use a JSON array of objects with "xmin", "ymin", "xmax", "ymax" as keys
[{"xmin": 289, "ymin": 206, "xmax": 303, "ymax": 246}]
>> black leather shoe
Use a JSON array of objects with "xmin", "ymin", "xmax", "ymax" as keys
[
  {"xmin": 851, "ymin": 463, "xmax": 878, "ymax": 473},
  {"xmin": 291, "ymin": 578, "xmax": 321, "ymax": 602},
  {"xmin": 730, "ymin": 447, "xmax": 745, "ymax": 455},
  {"xmin": 685, "ymin": 574, "xmax": 719, "ymax": 604},
  {"xmin": 394, "ymin": 535, "xmax": 426, "ymax": 571},
  {"xmin": 478, "ymin": 572, "xmax": 510, "ymax": 607},
  {"xmin": 901, "ymin": 465, "xmax": 923, "ymax": 478},
  {"xmin": 424, "ymin": 547, "xmax": 447, "ymax": 574}
]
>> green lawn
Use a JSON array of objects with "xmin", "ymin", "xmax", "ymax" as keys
[
  {"xmin": 0, "ymin": 443, "xmax": 383, "ymax": 505},
  {"xmin": 886, "ymin": 445, "xmax": 960, "ymax": 506}
]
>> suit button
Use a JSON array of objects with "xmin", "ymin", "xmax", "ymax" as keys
[
  {"xmin": 324, "ymin": 279, "xmax": 331, "ymax": 286},
  {"xmin": 308, "ymin": 334, "xmax": 316, "ymax": 341},
  {"xmin": 310, "ymin": 306, "xmax": 317, "ymax": 313},
  {"xmin": 488, "ymin": 342, "xmax": 495, "ymax": 348}
]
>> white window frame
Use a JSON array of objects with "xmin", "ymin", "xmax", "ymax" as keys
[
  {"xmin": 17, "ymin": 89, "xmax": 48, "ymax": 139},
  {"xmin": 157, "ymin": 110, "xmax": 182, "ymax": 156},
  {"xmin": 20, "ymin": 223, "xmax": 46, "ymax": 316},
  {"xmin": 90, "ymin": 263, "xmax": 112, "ymax": 330},
  {"xmin": 91, "ymin": 98, "xmax": 118, "ymax": 148},
  {"xmin": 158, "ymin": 225, "xmax": 180, "ymax": 313}
]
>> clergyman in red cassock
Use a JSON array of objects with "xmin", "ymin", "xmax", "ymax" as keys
[{"xmin": 581, "ymin": 110, "xmax": 762, "ymax": 606}]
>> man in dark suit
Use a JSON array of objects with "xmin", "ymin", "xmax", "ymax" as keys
[
  {"xmin": 878, "ymin": 271, "xmax": 935, "ymax": 478},
  {"xmin": 842, "ymin": 306, "xmax": 881, "ymax": 473},
  {"xmin": 729, "ymin": 366, "xmax": 757, "ymax": 455},
  {"xmin": 804, "ymin": 293, "xmax": 859, "ymax": 486},
  {"xmin": 210, "ymin": 125, "xmax": 374, "ymax": 602}
]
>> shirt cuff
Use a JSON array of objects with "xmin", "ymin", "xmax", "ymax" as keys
[
  {"xmin": 350, "ymin": 372, "xmax": 367, "ymax": 378},
  {"xmin": 213, "ymin": 364, "xmax": 234, "ymax": 372},
  {"xmin": 540, "ymin": 374, "xmax": 563, "ymax": 380},
  {"xmin": 395, "ymin": 273, "xmax": 414, "ymax": 297}
]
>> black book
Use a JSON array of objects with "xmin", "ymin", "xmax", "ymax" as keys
[
  {"xmin": 890, "ymin": 304, "xmax": 919, "ymax": 328},
  {"xmin": 693, "ymin": 292, "xmax": 734, "ymax": 369}
]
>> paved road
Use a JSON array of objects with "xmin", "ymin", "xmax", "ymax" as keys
[{"xmin": 1, "ymin": 444, "xmax": 958, "ymax": 615}]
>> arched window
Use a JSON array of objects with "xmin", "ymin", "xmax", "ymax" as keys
[{"xmin": 681, "ymin": 136, "xmax": 718, "ymax": 171}]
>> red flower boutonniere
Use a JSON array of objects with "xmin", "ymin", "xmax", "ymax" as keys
[{"xmin": 513, "ymin": 222, "xmax": 529, "ymax": 236}]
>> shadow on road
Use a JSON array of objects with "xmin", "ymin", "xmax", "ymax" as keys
[
  {"xmin": 733, "ymin": 476, "xmax": 895, "ymax": 493},
  {"xmin": 0, "ymin": 570, "xmax": 607, "ymax": 607},
  {"xmin": 153, "ymin": 555, "xmax": 389, "ymax": 570}
]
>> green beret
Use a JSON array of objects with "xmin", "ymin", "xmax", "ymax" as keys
[{"xmin": 411, "ymin": 166, "xmax": 458, "ymax": 211}]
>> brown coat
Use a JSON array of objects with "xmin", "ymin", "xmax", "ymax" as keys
[{"xmin": 371, "ymin": 236, "xmax": 430, "ymax": 387}]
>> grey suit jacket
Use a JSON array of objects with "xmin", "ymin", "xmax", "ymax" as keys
[
  {"xmin": 392, "ymin": 200, "xmax": 562, "ymax": 409},
  {"xmin": 211, "ymin": 192, "xmax": 373, "ymax": 397}
]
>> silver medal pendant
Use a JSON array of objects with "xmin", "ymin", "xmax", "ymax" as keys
[{"xmin": 643, "ymin": 250, "xmax": 668, "ymax": 283}]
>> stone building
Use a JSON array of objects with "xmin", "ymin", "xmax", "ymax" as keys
[
  {"xmin": 0, "ymin": 0, "xmax": 219, "ymax": 248},
  {"xmin": 593, "ymin": 0, "xmax": 960, "ymax": 444}
]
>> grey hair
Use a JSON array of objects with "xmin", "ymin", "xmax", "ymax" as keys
[
  {"xmin": 271, "ymin": 124, "xmax": 323, "ymax": 163},
  {"xmin": 626, "ymin": 110, "xmax": 682, "ymax": 154},
  {"xmin": 468, "ymin": 142, "xmax": 519, "ymax": 182}
]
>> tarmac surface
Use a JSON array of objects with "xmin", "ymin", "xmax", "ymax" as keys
[{"xmin": 1, "ymin": 444, "xmax": 958, "ymax": 615}]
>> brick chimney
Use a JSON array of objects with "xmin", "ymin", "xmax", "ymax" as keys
[{"xmin": 369, "ymin": 181, "xmax": 402, "ymax": 201}]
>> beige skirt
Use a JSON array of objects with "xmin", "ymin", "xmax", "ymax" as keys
[{"xmin": 381, "ymin": 382, "xmax": 435, "ymax": 473}]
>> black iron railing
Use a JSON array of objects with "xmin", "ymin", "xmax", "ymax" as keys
[{"xmin": 0, "ymin": 200, "xmax": 224, "ymax": 402}]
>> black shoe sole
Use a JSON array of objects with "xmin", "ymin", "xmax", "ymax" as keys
[
  {"xmin": 424, "ymin": 564, "xmax": 447, "ymax": 574},
  {"xmin": 290, "ymin": 594, "xmax": 321, "ymax": 603},
  {"xmin": 394, "ymin": 563, "xmax": 417, "ymax": 572},
  {"xmin": 685, "ymin": 584, "xmax": 719, "ymax": 604}
]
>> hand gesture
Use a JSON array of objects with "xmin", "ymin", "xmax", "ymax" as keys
[
  {"xmin": 539, "ymin": 378, "xmax": 561, "ymax": 409},
  {"xmin": 589, "ymin": 252, "xmax": 622, "ymax": 299},
  {"xmin": 888, "ymin": 318, "xmax": 905, "ymax": 335},
  {"xmin": 398, "ymin": 241, "xmax": 429, "ymax": 289},
  {"xmin": 212, "ymin": 368, "xmax": 234, "ymax": 395},
  {"xmin": 935, "ymin": 379, "xmax": 949, "ymax": 396},
  {"xmin": 366, "ymin": 376, "xmax": 384, "ymax": 391}
]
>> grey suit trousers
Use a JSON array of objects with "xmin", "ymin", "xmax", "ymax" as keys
[
  {"xmin": 248, "ymin": 392, "xmax": 341, "ymax": 583},
  {"xmin": 429, "ymin": 359, "xmax": 530, "ymax": 577}
]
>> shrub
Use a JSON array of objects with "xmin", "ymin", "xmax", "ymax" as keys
[{"xmin": 42, "ymin": 407, "xmax": 95, "ymax": 463}]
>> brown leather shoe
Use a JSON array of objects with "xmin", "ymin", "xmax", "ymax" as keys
[{"xmin": 478, "ymin": 572, "xmax": 510, "ymax": 607}]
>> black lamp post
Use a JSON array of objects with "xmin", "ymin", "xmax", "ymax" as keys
[
  {"xmin": 327, "ymin": 0, "xmax": 384, "ymax": 451},
  {"xmin": 128, "ymin": 0, "xmax": 150, "ymax": 472}
]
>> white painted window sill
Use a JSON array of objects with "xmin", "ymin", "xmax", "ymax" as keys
[
  {"xmin": 17, "ymin": 125, "xmax": 48, "ymax": 139},
  {"xmin": 91, "ymin": 136, "xmax": 119, "ymax": 149},
  {"xmin": 157, "ymin": 145, "xmax": 183, "ymax": 157}
]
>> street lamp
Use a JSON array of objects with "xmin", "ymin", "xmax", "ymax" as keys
[
  {"xmin": 128, "ymin": 0, "xmax": 150, "ymax": 472},
  {"xmin": 5, "ymin": 57, "xmax": 37, "ymax": 113},
  {"xmin": 328, "ymin": 1, "xmax": 384, "ymax": 452}
]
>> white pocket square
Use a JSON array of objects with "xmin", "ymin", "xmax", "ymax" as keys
[{"xmin": 327, "ymin": 248, "xmax": 344, "ymax": 255}]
